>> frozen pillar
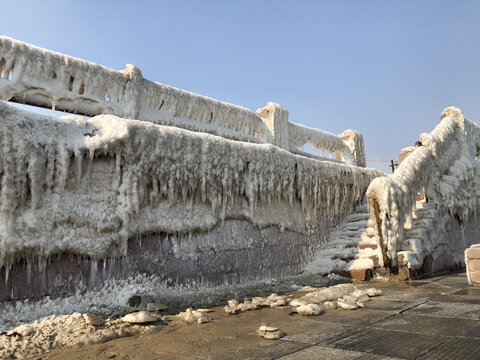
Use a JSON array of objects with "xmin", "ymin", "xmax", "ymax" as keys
[
  {"xmin": 120, "ymin": 64, "xmax": 144, "ymax": 120},
  {"xmin": 337, "ymin": 129, "xmax": 366, "ymax": 167},
  {"xmin": 257, "ymin": 102, "xmax": 289, "ymax": 150}
]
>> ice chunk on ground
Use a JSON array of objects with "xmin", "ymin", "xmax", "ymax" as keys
[
  {"xmin": 121, "ymin": 311, "xmax": 159, "ymax": 324},
  {"xmin": 177, "ymin": 308, "xmax": 210, "ymax": 324},
  {"xmin": 257, "ymin": 325, "xmax": 283, "ymax": 340},
  {"xmin": 337, "ymin": 298, "xmax": 358, "ymax": 310},
  {"xmin": 295, "ymin": 304, "xmax": 324, "ymax": 316}
]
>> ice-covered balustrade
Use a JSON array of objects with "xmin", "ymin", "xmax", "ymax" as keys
[
  {"xmin": 289, "ymin": 123, "xmax": 367, "ymax": 166},
  {"xmin": 0, "ymin": 36, "xmax": 269, "ymax": 143},
  {"xmin": 0, "ymin": 101, "xmax": 382, "ymax": 275},
  {"xmin": 367, "ymin": 107, "xmax": 480, "ymax": 268},
  {"xmin": 289, "ymin": 122, "xmax": 353, "ymax": 162},
  {"xmin": 0, "ymin": 36, "xmax": 361, "ymax": 165}
]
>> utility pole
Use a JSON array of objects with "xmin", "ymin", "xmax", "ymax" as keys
[{"xmin": 389, "ymin": 159, "xmax": 399, "ymax": 173}]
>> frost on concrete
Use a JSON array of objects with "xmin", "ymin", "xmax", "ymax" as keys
[
  {"xmin": 367, "ymin": 106, "xmax": 480, "ymax": 268},
  {"xmin": 0, "ymin": 101, "xmax": 381, "ymax": 273}
]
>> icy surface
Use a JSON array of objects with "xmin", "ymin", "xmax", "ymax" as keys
[
  {"xmin": 0, "ymin": 312, "xmax": 159, "ymax": 359},
  {"xmin": 0, "ymin": 101, "xmax": 381, "ymax": 271}
]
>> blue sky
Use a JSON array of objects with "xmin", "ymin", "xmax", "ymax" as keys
[{"xmin": 2, "ymin": 1, "xmax": 480, "ymax": 172}]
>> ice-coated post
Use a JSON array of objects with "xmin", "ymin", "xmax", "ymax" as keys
[
  {"xmin": 257, "ymin": 102, "xmax": 289, "ymax": 150},
  {"xmin": 120, "ymin": 64, "xmax": 144, "ymax": 120},
  {"xmin": 338, "ymin": 129, "xmax": 366, "ymax": 167}
]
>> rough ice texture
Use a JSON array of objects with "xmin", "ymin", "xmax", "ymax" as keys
[
  {"xmin": 0, "ymin": 36, "xmax": 269, "ymax": 143},
  {"xmin": 0, "ymin": 36, "xmax": 361, "ymax": 164},
  {"xmin": 338, "ymin": 129, "xmax": 367, "ymax": 167},
  {"xmin": 0, "ymin": 101, "xmax": 381, "ymax": 277},
  {"xmin": 0, "ymin": 311, "xmax": 159, "ymax": 359},
  {"xmin": 367, "ymin": 106, "xmax": 480, "ymax": 268}
]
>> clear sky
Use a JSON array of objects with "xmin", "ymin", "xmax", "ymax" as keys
[{"xmin": 2, "ymin": 0, "xmax": 480, "ymax": 172}]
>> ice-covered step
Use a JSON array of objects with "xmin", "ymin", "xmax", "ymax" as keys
[
  {"xmin": 306, "ymin": 195, "xmax": 378, "ymax": 281},
  {"xmin": 344, "ymin": 213, "xmax": 370, "ymax": 222},
  {"xmin": 411, "ymin": 217, "xmax": 432, "ymax": 228},
  {"xmin": 361, "ymin": 233, "xmax": 378, "ymax": 244},
  {"xmin": 342, "ymin": 220, "xmax": 369, "ymax": 232},
  {"xmin": 328, "ymin": 238, "xmax": 361, "ymax": 249},
  {"xmin": 316, "ymin": 247, "xmax": 359, "ymax": 259},
  {"xmin": 365, "ymin": 226, "xmax": 377, "ymax": 236},
  {"xmin": 334, "ymin": 229, "xmax": 365, "ymax": 238},
  {"xmin": 349, "ymin": 257, "xmax": 375, "ymax": 273},
  {"xmin": 355, "ymin": 248, "xmax": 381, "ymax": 267}
]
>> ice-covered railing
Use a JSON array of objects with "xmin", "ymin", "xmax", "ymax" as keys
[
  {"xmin": 0, "ymin": 36, "xmax": 269, "ymax": 143},
  {"xmin": 288, "ymin": 122, "xmax": 367, "ymax": 166},
  {"xmin": 0, "ymin": 36, "xmax": 362, "ymax": 165},
  {"xmin": 256, "ymin": 102, "xmax": 366, "ymax": 166},
  {"xmin": 366, "ymin": 107, "xmax": 480, "ymax": 266}
]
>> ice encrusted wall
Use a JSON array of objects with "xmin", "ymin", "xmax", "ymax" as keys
[
  {"xmin": 0, "ymin": 101, "xmax": 382, "ymax": 278},
  {"xmin": 367, "ymin": 107, "xmax": 480, "ymax": 269}
]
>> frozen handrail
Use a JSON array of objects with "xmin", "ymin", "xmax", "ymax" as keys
[
  {"xmin": 366, "ymin": 107, "xmax": 480, "ymax": 266},
  {"xmin": 289, "ymin": 122, "xmax": 355, "ymax": 165},
  {"xmin": 0, "ymin": 36, "xmax": 363, "ymax": 164},
  {"xmin": 0, "ymin": 36, "xmax": 270, "ymax": 143}
]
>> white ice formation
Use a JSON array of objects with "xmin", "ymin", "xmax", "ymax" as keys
[
  {"xmin": 121, "ymin": 310, "xmax": 159, "ymax": 324},
  {"xmin": 177, "ymin": 308, "xmax": 210, "ymax": 324},
  {"xmin": 0, "ymin": 36, "xmax": 381, "ymax": 276},
  {"xmin": 367, "ymin": 107, "xmax": 480, "ymax": 269},
  {"xmin": 0, "ymin": 101, "xmax": 380, "ymax": 273},
  {"xmin": 0, "ymin": 311, "xmax": 159, "ymax": 359},
  {"xmin": 0, "ymin": 36, "xmax": 363, "ymax": 163},
  {"xmin": 257, "ymin": 325, "xmax": 283, "ymax": 340}
]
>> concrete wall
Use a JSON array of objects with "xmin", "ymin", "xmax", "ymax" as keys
[
  {"xmin": 0, "ymin": 219, "xmax": 333, "ymax": 302},
  {"xmin": 402, "ymin": 215, "xmax": 480, "ymax": 278}
]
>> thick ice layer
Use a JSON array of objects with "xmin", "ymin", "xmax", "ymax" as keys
[
  {"xmin": 0, "ymin": 101, "xmax": 381, "ymax": 271},
  {"xmin": 0, "ymin": 36, "xmax": 270, "ymax": 143},
  {"xmin": 367, "ymin": 107, "xmax": 480, "ymax": 266}
]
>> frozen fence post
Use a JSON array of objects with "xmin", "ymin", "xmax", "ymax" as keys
[
  {"xmin": 338, "ymin": 129, "xmax": 366, "ymax": 167},
  {"xmin": 257, "ymin": 102, "xmax": 289, "ymax": 150},
  {"xmin": 120, "ymin": 64, "xmax": 143, "ymax": 120}
]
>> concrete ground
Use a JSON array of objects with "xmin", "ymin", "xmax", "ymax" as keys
[{"xmin": 42, "ymin": 271, "xmax": 480, "ymax": 360}]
